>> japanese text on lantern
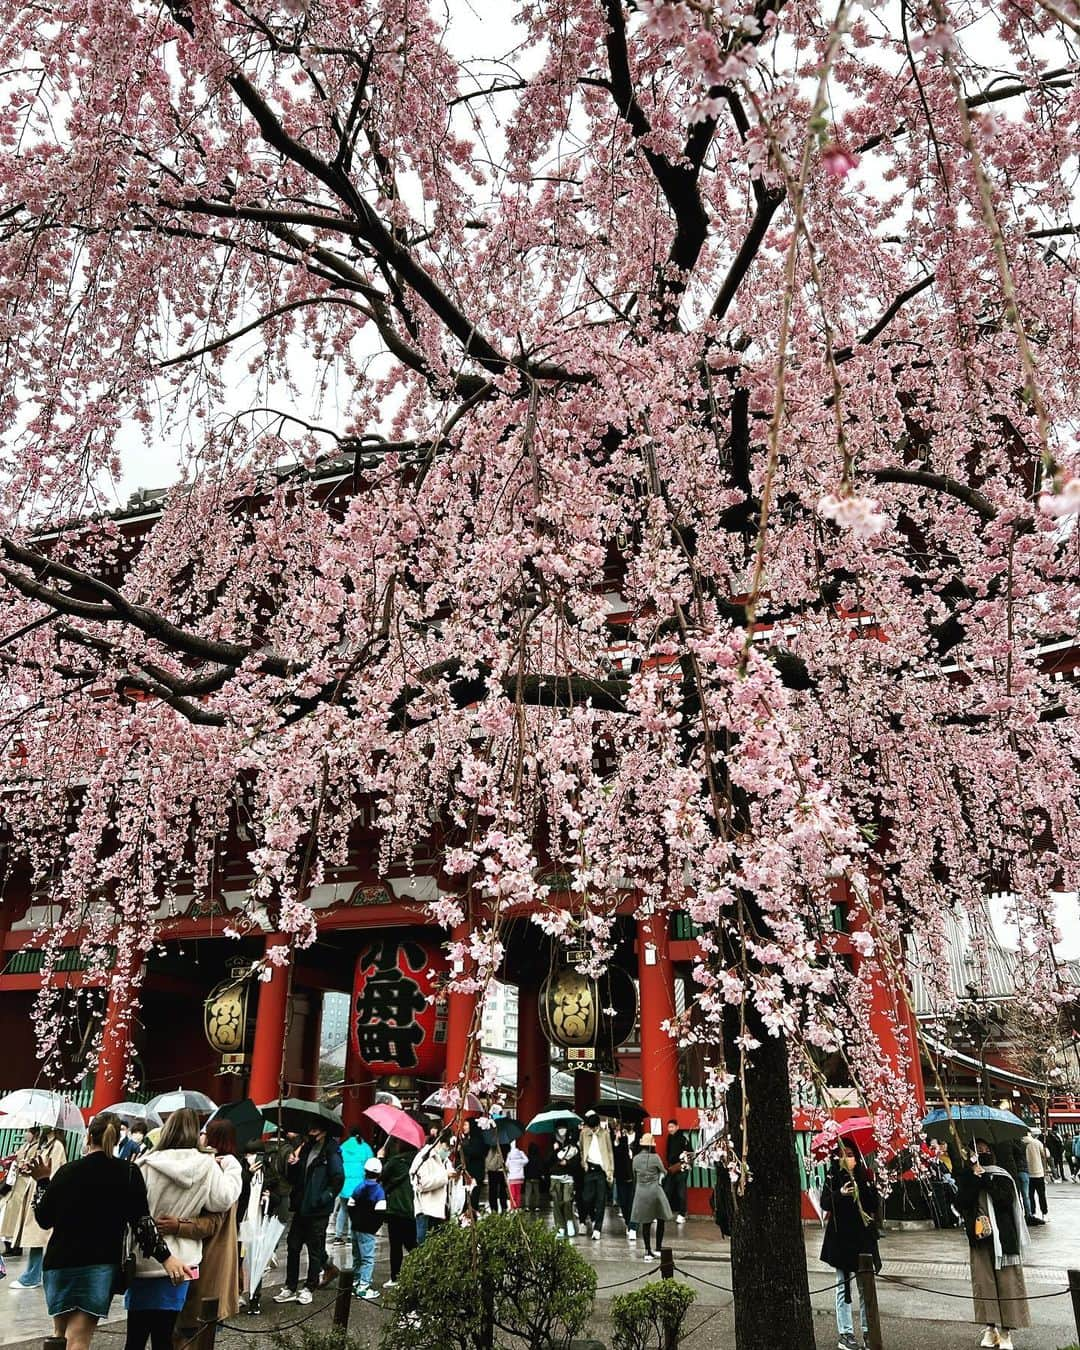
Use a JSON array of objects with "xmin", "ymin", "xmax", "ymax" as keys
[{"xmin": 351, "ymin": 938, "xmax": 447, "ymax": 1077}]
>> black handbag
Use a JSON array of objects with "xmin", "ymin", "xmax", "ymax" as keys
[{"xmin": 112, "ymin": 1165, "xmax": 139, "ymax": 1295}]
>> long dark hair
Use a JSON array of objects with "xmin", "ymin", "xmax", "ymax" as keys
[{"xmin": 829, "ymin": 1139, "xmax": 870, "ymax": 1185}]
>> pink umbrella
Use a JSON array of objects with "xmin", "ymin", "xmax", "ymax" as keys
[{"xmin": 362, "ymin": 1103, "xmax": 426, "ymax": 1149}]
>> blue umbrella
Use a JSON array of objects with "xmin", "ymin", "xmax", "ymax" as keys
[{"xmin": 922, "ymin": 1104, "xmax": 1028, "ymax": 1146}]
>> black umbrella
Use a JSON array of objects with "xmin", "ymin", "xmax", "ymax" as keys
[
  {"xmin": 206, "ymin": 1097, "xmax": 266, "ymax": 1148},
  {"xmin": 481, "ymin": 1117, "xmax": 524, "ymax": 1146},
  {"xmin": 258, "ymin": 1098, "xmax": 344, "ymax": 1136},
  {"xmin": 595, "ymin": 1101, "xmax": 647, "ymax": 1122}
]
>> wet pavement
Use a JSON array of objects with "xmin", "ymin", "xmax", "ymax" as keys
[{"xmin": 3, "ymin": 1180, "xmax": 1080, "ymax": 1348}]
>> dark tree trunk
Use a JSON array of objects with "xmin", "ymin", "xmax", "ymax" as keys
[{"xmin": 725, "ymin": 1004, "xmax": 815, "ymax": 1350}]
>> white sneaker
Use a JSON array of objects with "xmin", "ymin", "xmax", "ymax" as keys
[
  {"xmin": 567, "ymin": 1221, "xmax": 576, "ymax": 1237},
  {"xmin": 997, "ymin": 1336, "xmax": 1013, "ymax": 1350},
  {"xmin": 626, "ymin": 1230, "xmax": 636, "ymax": 1243},
  {"xmin": 362, "ymin": 1289, "xmax": 380, "ymax": 1301},
  {"xmin": 979, "ymin": 1331, "xmax": 999, "ymax": 1348},
  {"xmin": 383, "ymin": 1279, "xmax": 397, "ymax": 1289},
  {"xmin": 297, "ymin": 1289, "xmax": 313, "ymax": 1305},
  {"xmin": 643, "ymin": 1252, "xmax": 655, "ymax": 1263},
  {"xmin": 274, "ymin": 1289, "xmax": 297, "ymax": 1304},
  {"xmin": 591, "ymin": 1231, "xmax": 601, "ymax": 1241},
  {"xmin": 556, "ymin": 1229, "xmax": 566, "ymax": 1239},
  {"xmin": 675, "ymin": 1215, "xmax": 686, "ymax": 1225}
]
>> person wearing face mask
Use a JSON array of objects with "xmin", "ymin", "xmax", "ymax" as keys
[
  {"xmin": 819, "ymin": 1142, "xmax": 880, "ymax": 1350},
  {"xmin": 956, "ymin": 1137, "xmax": 1030, "ymax": 1350},
  {"xmin": 548, "ymin": 1127, "xmax": 580, "ymax": 1240}
]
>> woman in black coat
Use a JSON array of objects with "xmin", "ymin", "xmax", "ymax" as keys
[{"xmin": 819, "ymin": 1143, "xmax": 881, "ymax": 1350}]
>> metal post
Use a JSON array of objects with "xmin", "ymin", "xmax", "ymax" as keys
[
  {"xmin": 856, "ymin": 1254, "xmax": 883, "ymax": 1350},
  {"xmin": 199, "ymin": 1295, "xmax": 220, "ymax": 1350},
  {"xmin": 659, "ymin": 1246, "xmax": 674, "ymax": 1281},
  {"xmin": 334, "ymin": 1263, "xmax": 353, "ymax": 1330},
  {"xmin": 1068, "ymin": 1269, "xmax": 1080, "ymax": 1345}
]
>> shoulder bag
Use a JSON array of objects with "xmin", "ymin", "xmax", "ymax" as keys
[{"xmin": 112, "ymin": 1164, "xmax": 139, "ymax": 1295}]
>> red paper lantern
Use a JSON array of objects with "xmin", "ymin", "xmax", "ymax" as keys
[{"xmin": 351, "ymin": 937, "xmax": 447, "ymax": 1078}]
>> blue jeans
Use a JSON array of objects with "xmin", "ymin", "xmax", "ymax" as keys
[
  {"xmin": 1018, "ymin": 1170, "xmax": 1032, "ymax": 1217},
  {"xmin": 334, "ymin": 1197, "xmax": 351, "ymax": 1239},
  {"xmin": 16, "ymin": 1248, "xmax": 43, "ymax": 1287},
  {"xmin": 352, "ymin": 1231, "xmax": 375, "ymax": 1290},
  {"xmin": 834, "ymin": 1270, "xmax": 868, "ymax": 1337}
]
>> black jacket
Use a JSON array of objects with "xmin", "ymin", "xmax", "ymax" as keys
[
  {"xmin": 612, "ymin": 1136, "xmax": 634, "ymax": 1183},
  {"xmin": 289, "ymin": 1137, "xmax": 345, "ymax": 1218},
  {"xmin": 956, "ymin": 1165, "xmax": 1023, "ymax": 1256},
  {"xmin": 819, "ymin": 1164, "xmax": 881, "ymax": 1275}
]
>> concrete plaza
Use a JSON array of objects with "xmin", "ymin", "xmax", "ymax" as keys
[{"xmin": 3, "ymin": 1181, "xmax": 1080, "ymax": 1349}]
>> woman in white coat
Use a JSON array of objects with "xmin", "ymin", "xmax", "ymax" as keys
[
  {"xmin": 123, "ymin": 1109, "xmax": 241, "ymax": 1350},
  {"xmin": 409, "ymin": 1137, "xmax": 451, "ymax": 1244}
]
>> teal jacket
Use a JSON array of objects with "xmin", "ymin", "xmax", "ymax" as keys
[{"xmin": 340, "ymin": 1135, "xmax": 374, "ymax": 1198}]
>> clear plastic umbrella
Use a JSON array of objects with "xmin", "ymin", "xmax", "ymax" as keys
[
  {"xmin": 244, "ymin": 1212, "xmax": 285, "ymax": 1298},
  {"xmin": 0, "ymin": 1089, "xmax": 87, "ymax": 1134},
  {"xmin": 96, "ymin": 1101, "xmax": 163, "ymax": 1128},
  {"xmin": 146, "ymin": 1089, "xmax": 217, "ymax": 1116}
]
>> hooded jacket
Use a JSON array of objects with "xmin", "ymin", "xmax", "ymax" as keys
[
  {"xmin": 579, "ymin": 1122, "xmax": 614, "ymax": 1184},
  {"xmin": 340, "ymin": 1135, "xmax": 375, "ymax": 1199},
  {"xmin": 409, "ymin": 1143, "xmax": 451, "ymax": 1219},
  {"xmin": 133, "ymin": 1148, "xmax": 243, "ymax": 1276}
]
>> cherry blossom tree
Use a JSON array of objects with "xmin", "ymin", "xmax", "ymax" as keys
[{"xmin": 0, "ymin": 0, "xmax": 1078, "ymax": 1345}]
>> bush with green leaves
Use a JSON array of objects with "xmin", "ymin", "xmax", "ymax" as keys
[
  {"xmin": 609, "ymin": 1281, "xmax": 697, "ymax": 1350},
  {"xmin": 378, "ymin": 1213, "xmax": 597, "ymax": 1350},
  {"xmin": 272, "ymin": 1329, "xmax": 357, "ymax": 1350}
]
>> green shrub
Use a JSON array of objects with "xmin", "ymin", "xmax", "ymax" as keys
[
  {"xmin": 379, "ymin": 1213, "xmax": 597, "ymax": 1350},
  {"xmin": 272, "ymin": 1329, "xmax": 358, "ymax": 1350},
  {"xmin": 609, "ymin": 1281, "xmax": 697, "ymax": 1350}
]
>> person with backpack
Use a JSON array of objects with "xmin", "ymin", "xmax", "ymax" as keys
[{"xmin": 347, "ymin": 1158, "xmax": 386, "ymax": 1301}]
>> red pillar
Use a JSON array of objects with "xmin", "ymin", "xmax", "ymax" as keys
[
  {"xmin": 443, "ymin": 920, "xmax": 479, "ymax": 1120},
  {"xmin": 637, "ymin": 912, "xmax": 680, "ymax": 1162},
  {"xmin": 248, "ymin": 937, "xmax": 291, "ymax": 1106},
  {"xmin": 89, "ymin": 966, "xmax": 137, "ymax": 1114},
  {"xmin": 516, "ymin": 981, "xmax": 550, "ymax": 1125}
]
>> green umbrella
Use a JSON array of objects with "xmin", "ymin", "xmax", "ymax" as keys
[
  {"xmin": 525, "ymin": 1109, "xmax": 582, "ymax": 1134},
  {"xmin": 258, "ymin": 1097, "xmax": 343, "ymax": 1136},
  {"xmin": 206, "ymin": 1097, "xmax": 266, "ymax": 1148}
]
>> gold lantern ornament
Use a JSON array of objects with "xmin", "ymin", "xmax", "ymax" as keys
[
  {"xmin": 204, "ymin": 966, "xmax": 251, "ymax": 1076},
  {"xmin": 540, "ymin": 963, "xmax": 637, "ymax": 1067}
]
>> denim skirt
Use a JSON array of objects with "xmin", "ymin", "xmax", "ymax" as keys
[{"xmin": 43, "ymin": 1264, "xmax": 117, "ymax": 1319}]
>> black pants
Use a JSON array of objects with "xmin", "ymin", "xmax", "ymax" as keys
[
  {"xmin": 582, "ymin": 1166, "xmax": 608, "ymax": 1231},
  {"xmin": 486, "ymin": 1171, "xmax": 508, "ymax": 1213},
  {"xmin": 124, "ymin": 1308, "xmax": 178, "ymax": 1350},
  {"xmin": 1029, "ymin": 1175, "xmax": 1048, "ymax": 1216},
  {"xmin": 388, "ymin": 1213, "xmax": 417, "ymax": 1279},
  {"xmin": 615, "ymin": 1179, "xmax": 634, "ymax": 1228},
  {"xmin": 641, "ymin": 1219, "xmax": 666, "ymax": 1255},
  {"xmin": 664, "ymin": 1170, "xmax": 688, "ymax": 1217},
  {"xmin": 286, "ymin": 1212, "xmax": 329, "ymax": 1291}
]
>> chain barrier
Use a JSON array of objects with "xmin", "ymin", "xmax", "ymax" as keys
[{"xmin": 876, "ymin": 1271, "xmax": 1071, "ymax": 1302}]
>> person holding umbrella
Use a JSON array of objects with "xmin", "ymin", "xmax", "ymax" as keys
[
  {"xmin": 957, "ymin": 1136, "xmax": 1030, "ymax": 1349},
  {"xmin": 819, "ymin": 1141, "xmax": 880, "ymax": 1350},
  {"xmin": 8, "ymin": 1126, "xmax": 67, "ymax": 1290},
  {"xmin": 274, "ymin": 1123, "xmax": 343, "ymax": 1306}
]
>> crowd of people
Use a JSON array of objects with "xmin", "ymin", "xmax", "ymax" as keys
[{"xmin": 3, "ymin": 1103, "xmax": 1075, "ymax": 1350}]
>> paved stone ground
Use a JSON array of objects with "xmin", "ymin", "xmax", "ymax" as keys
[{"xmin": 3, "ymin": 1179, "xmax": 1080, "ymax": 1349}]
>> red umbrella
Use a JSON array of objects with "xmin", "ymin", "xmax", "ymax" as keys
[
  {"xmin": 362, "ymin": 1103, "xmax": 426, "ymax": 1149},
  {"xmin": 810, "ymin": 1115, "xmax": 887, "ymax": 1161}
]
